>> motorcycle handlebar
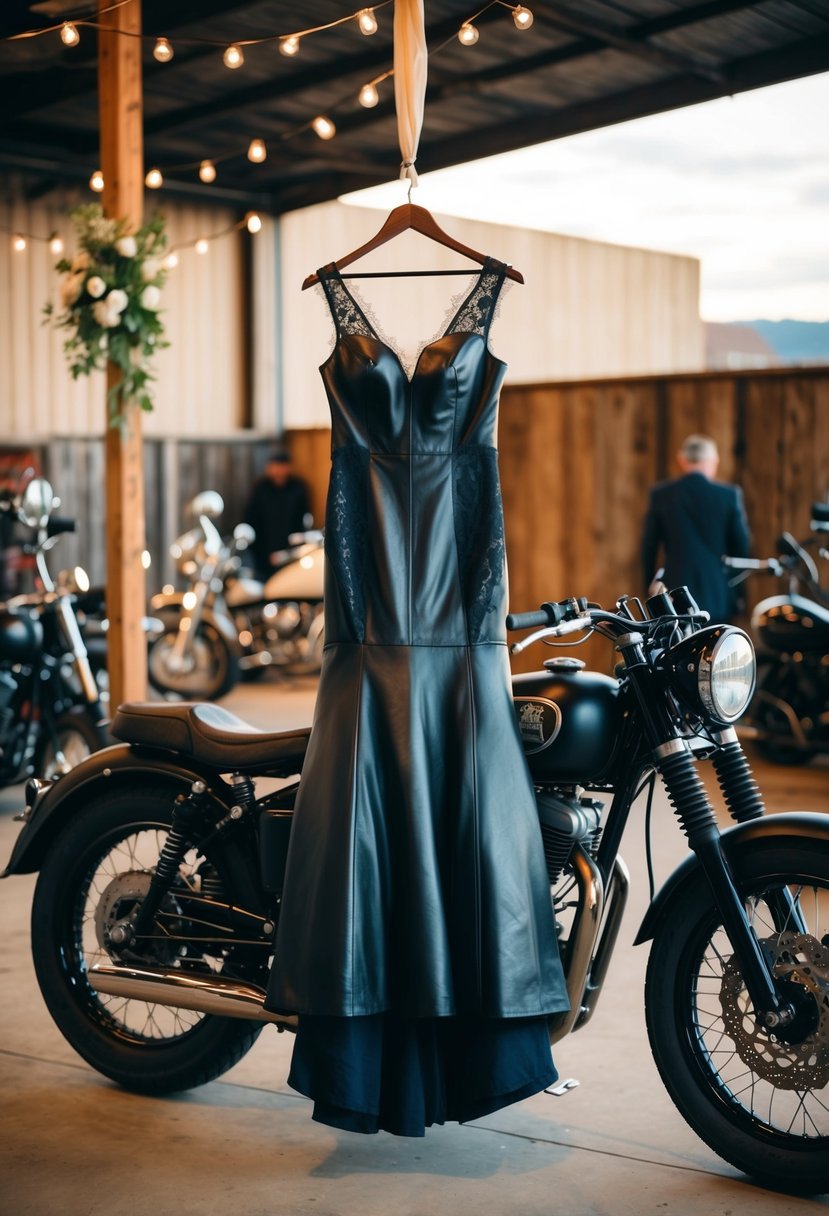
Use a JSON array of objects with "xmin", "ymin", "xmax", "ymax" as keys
[
  {"xmin": 47, "ymin": 516, "xmax": 76, "ymax": 537},
  {"xmin": 506, "ymin": 602, "xmax": 564, "ymax": 631}
]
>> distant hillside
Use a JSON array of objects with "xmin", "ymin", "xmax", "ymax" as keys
[{"xmin": 740, "ymin": 319, "xmax": 829, "ymax": 364}]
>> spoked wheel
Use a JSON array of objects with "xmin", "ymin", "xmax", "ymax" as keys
[
  {"xmin": 38, "ymin": 708, "xmax": 104, "ymax": 779},
  {"xmin": 646, "ymin": 843, "xmax": 829, "ymax": 1193},
  {"xmin": 31, "ymin": 785, "xmax": 266, "ymax": 1094},
  {"xmin": 148, "ymin": 622, "xmax": 238, "ymax": 699}
]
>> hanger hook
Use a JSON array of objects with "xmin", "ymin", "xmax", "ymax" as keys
[{"xmin": 407, "ymin": 179, "xmax": 413, "ymax": 204}]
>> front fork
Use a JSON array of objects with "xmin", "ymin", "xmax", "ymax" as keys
[{"xmin": 656, "ymin": 730, "xmax": 800, "ymax": 1030}]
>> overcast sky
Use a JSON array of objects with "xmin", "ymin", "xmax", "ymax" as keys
[{"xmin": 345, "ymin": 71, "xmax": 829, "ymax": 324}]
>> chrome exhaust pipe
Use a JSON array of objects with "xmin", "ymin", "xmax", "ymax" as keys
[
  {"xmin": 547, "ymin": 843, "xmax": 605, "ymax": 1046},
  {"xmin": 89, "ymin": 963, "xmax": 297, "ymax": 1029}
]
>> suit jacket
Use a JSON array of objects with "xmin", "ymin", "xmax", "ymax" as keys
[{"xmin": 641, "ymin": 472, "xmax": 751, "ymax": 623}]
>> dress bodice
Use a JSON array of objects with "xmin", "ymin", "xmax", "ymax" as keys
[{"xmin": 317, "ymin": 260, "xmax": 511, "ymax": 649}]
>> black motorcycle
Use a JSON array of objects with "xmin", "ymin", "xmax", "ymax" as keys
[
  {"xmin": 3, "ymin": 585, "xmax": 829, "ymax": 1192},
  {"xmin": 0, "ymin": 477, "xmax": 107, "ymax": 784},
  {"xmin": 724, "ymin": 511, "xmax": 829, "ymax": 764}
]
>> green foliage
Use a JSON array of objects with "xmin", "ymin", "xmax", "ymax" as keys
[{"xmin": 44, "ymin": 204, "xmax": 169, "ymax": 428}]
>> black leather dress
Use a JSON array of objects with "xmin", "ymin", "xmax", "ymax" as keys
[{"xmin": 266, "ymin": 259, "xmax": 568, "ymax": 1135}]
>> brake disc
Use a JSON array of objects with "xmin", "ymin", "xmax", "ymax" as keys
[
  {"xmin": 94, "ymin": 870, "xmax": 183, "ymax": 966},
  {"xmin": 719, "ymin": 931, "xmax": 829, "ymax": 1090}
]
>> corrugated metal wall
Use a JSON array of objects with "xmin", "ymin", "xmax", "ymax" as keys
[{"xmin": 0, "ymin": 182, "xmax": 246, "ymax": 438}]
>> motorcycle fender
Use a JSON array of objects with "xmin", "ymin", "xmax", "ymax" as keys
[
  {"xmin": 1, "ymin": 743, "xmax": 236, "ymax": 878},
  {"xmin": 634, "ymin": 812, "xmax": 829, "ymax": 945},
  {"xmin": 150, "ymin": 597, "xmax": 241, "ymax": 655}
]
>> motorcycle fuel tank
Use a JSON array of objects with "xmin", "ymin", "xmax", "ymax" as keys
[
  {"xmin": 752, "ymin": 594, "xmax": 829, "ymax": 653},
  {"xmin": 512, "ymin": 658, "xmax": 622, "ymax": 784},
  {"xmin": 262, "ymin": 548, "xmax": 324, "ymax": 602},
  {"xmin": 0, "ymin": 609, "xmax": 43, "ymax": 662}
]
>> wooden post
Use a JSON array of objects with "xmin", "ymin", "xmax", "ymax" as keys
[{"xmin": 98, "ymin": 0, "xmax": 147, "ymax": 706}]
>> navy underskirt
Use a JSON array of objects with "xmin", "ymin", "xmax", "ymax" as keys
[{"xmin": 287, "ymin": 1012, "xmax": 557, "ymax": 1137}]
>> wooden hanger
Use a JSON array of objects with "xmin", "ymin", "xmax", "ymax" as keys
[{"xmin": 301, "ymin": 202, "xmax": 524, "ymax": 289}]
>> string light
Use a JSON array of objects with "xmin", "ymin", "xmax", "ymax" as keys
[
  {"xmin": 279, "ymin": 35, "xmax": 300, "ymax": 56},
  {"xmin": 246, "ymin": 212, "xmax": 262, "ymax": 234},
  {"xmin": 223, "ymin": 43, "xmax": 244, "ymax": 69},
  {"xmin": 247, "ymin": 138, "xmax": 267, "ymax": 163},
  {"xmin": 195, "ymin": 239, "xmax": 209, "ymax": 255},
  {"xmin": 144, "ymin": 167, "xmax": 163, "ymax": 189},
  {"xmin": 60, "ymin": 22, "xmax": 80, "ymax": 47},
  {"xmin": 512, "ymin": 5, "xmax": 533, "ymax": 29},
  {"xmin": 357, "ymin": 8, "xmax": 378, "ymax": 35},
  {"xmin": 164, "ymin": 252, "xmax": 178, "ymax": 269},
  {"xmin": 312, "ymin": 115, "xmax": 336, "ymax": 140},
  {"xmin": 358, "ymin": 82, "xmax": 380, "ymax": 108},
  {"xmin": 199, "ymin": 159, "xmax": 217, "ymax": 183},
  {"xmin": 153, "ymin": 37, "xmax": 174, "ymax": 62},
  {"xmin": 458, "ymin": 22, "xmax": 479, "ymax": 45},
  {"xmin": 12, "ymin": 234, "xmax": 26, "ymax": 252},
  {"xmin": 49, "ymin": 234, "xmax": 64, "ymax": 255},
  {"xmin": 89, "ymin": 169, "xmax": 104, "ymax": 192}
]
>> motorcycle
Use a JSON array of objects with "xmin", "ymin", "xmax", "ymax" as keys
[
  {"xmin": 0, "ymin": 476, "xmax": 108, "ymax": 784},
  {"xmin": 724, "ymin": 512, "xmax": 829, "ymax": 764},
  {"xmin": 148, "ymin": 491, "xmax": 324, "ymax": 700},
  {"xmin": 3, "ymin": 583, "xmax": 829, "ymax": 1192}
]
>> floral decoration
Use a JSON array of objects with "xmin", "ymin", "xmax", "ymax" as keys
[{"xmin": 44, "ymin": 204, "xmax": 168, "ymax": 427}]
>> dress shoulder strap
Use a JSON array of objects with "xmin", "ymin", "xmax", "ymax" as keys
[
  {"xmin": 317, "ymin": 264, "xmax": 374, "ymax": 339},
  {"xmin": 445, "ymin": 258, "xmax": 509, "ymax": 341}
]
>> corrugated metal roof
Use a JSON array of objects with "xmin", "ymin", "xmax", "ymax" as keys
[{"xmin": 1, "ymin": 1, "xmax": 827, "ymax": 212}]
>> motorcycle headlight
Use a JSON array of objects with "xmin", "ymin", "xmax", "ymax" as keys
[{"xmin": 663, "ymin": 625, "xmax": 756, "ymax": 726}]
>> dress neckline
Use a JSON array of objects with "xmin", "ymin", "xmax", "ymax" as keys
[{"xmin": 321, "ymin": 259, "xmax": 499, "ymax": 382}]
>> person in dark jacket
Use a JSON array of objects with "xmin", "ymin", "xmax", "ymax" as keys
[
  {"xmin": 641, "ymin": 434, "xmax": 751, "ymax": 623},
  {"xmin": 243, "ymin": 449, "xmax": 313, "ymax": 581}
]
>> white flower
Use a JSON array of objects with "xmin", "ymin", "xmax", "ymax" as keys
[
  {"xmin": 86, "ymin": 275, "xmax": 106, "ymax": 299},
  {"xmin": 141, "ymin": 284, "xmax": 161, "ymax": 310},
  {"xmin": 92, "ymin": 300, "xmax": 121, "ymax": 328},
  {"xmin": 116, "ymin": 235, "xmax": 137, "ymax": 258},
  {"xmin": 141, "ymin": 257, "xmax": 160, "ymax": 282},
  {"xmin": 72, "ymin": 250, "xmax": 90, "ymax": 271},
  {"xmin": 107, "ymin": 288, "xmax": 129, "ymax": 314},
  {"xmin": 60, "ymin": 272, "xmax": 84, "ymax": 307}
]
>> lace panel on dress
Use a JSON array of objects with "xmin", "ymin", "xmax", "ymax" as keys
[
  {"xmin": 325, "ymin": 444, "xmax": 369, "ymax": 642},
  {"xmin": 319, "ymin": 268, "xmax": 373, "ymax": 338},
  {"xmin": 453, "ymin": 446, "xmax": 506, "ymax": 642},
  {"xmin": 447, "ymin": 262, "xmax": 508, "ymax": 340}
]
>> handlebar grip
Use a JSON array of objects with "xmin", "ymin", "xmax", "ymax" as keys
[
  {"xmin": 47, "ymin": 516, "xmax": 76, "ymax": 536},
  {"xmin": 506, "ymin": 601, "xmax": 564, "ymax": 631}
]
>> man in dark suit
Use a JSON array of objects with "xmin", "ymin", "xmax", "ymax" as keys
[
  {"xmin": 641, "ymin": 434, "xmax": 751, "ymax": 623},
  {"xmin": 243, "ymin": 449, "xmax": 313, "ymax": 581}
]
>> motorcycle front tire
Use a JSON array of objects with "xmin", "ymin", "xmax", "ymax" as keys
[
  {"xmin": 645, "ymin": 840, "xmax": 829, "ymax": 1193},
  {"xmin": 30, "ymin": 783, "xmax": 264, "ymax": 1095},
  {"xmin": 148, "ymin": 621, "xmax": 238, "ymax": 700},
  {"xmin": 37, "ymin": 707, "xmax": 105, "ymax": 780}
]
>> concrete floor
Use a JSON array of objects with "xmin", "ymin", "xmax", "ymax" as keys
[{"xmin": 1, "ymin": 676, "xmax": 827, "ymax": 1216}]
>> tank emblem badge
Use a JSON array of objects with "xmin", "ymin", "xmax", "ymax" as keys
[{"xmin": 515, "ymin": 698, "xmax": 563, "ymax": 753}]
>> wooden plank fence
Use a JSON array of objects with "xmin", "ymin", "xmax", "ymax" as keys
[{"xmin": 3, "ymin": 367, "xmax": 827, "ymax": 675}]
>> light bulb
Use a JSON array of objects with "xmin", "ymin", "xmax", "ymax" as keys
[
  {"xmin": 458, "ymin": 22, "xmax": 479, "ymax": 45},
  {"xmin": 195, "ymin": 239, "xmax": 209, "ymax": 255},
  {"xmin": 153, "ymin": 37, "xmax": 174, "ymax": 62},
  {"xmin": 223, "ymin": 43, "xmax": 244, "ymax": 69},
  {"xmin": 89, "ymin": 169, "xmax": 104, "ymax": 192},
  {"xmin": 247, "ymin": 138, "xmax": 267, "ymax": 163},
  {"xmin": 49, "ymin": 234, "xmax": 64, "ymax": 255},
  {"xmin": 144, "ymin": 167, "xmax": 163, "ymax": 189},
  {"xmin": 60, "ymin": 22, "xmax": 80, "ymax": 47},
  {"xmin": 312, "ymin": 115, "xmax": 336, "ymax": 141},
  {"xmin": 12, "ymin": 235, "xmax": 26, "ymax": 253},
  {"xmin": 199, "ymin": 159, "xmax": 217, "ymax": 183},
  {"xmin": 246, "ymin": 212, "xmax": 262, "ymax": 234},
  {"xmin": 358, "ymin": 82, "xmax": 379, "ymax": 108},
  {"xmin": 279, "ymin": 35, "xmax": 300, "ymax": 56},
  {"xmin": 512, "ymin": 5, "xmax": 534, "ymax": 29},
  {"xmin": 357, "ymin": 8, "xmax": 378, "ymax": 35},
  {"xmin": 164, "ymin": 252, "xmax": 178, "ymax": 269}
]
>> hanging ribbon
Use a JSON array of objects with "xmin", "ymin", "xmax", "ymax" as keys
[{"xmin": 393, "ymin": 0, "xmax": 427, "ymax": 191}]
